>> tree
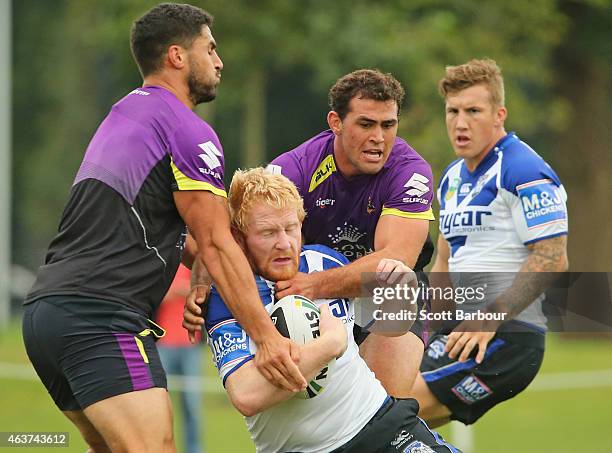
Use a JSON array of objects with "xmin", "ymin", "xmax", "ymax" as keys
[{"xmin": 13, "ymin": 0, "xmax": 608, "ymax": 274}]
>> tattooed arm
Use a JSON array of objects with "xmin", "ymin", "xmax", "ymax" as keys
[
  {"xmin": 483, "ymin": 235, "xmax": 569, "ymax": 321},
  {"xmin": 445, "ymin": 235, "xmax": 569, "ymax": 363}
]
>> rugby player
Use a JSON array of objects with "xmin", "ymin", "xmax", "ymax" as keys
[
  {"xmin": 269, "ymin": 69, "xmax": 436, "ymax": 396},
  {"xmin": 22, "ymin": 4, "xmax": 304, "ymax": 452},
  {"xmin": 206, "ymin": 167, "xmax": 460, "ymax": 453},
  {"xmin": 185, "ymin": 69, "xmax": 436, "ymax": 397},
  {"xmin": 411, "ymin": 58, "xmax": 569, "ymax": 427}
]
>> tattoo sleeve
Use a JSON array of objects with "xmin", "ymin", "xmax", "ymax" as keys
[{"xmin": 485, "ymin": 235, "xmax": 568, "ymax": 323}]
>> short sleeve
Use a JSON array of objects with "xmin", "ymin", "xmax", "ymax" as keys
[
  {"xmin": 505, "ymin": 180, "xmax": 568, "ymax": 244},
  {"xmin": 380, "ymin": 145, "xmax": 435, "ymax": 221},
  {"xmin": 205, "ymin": 288, "xmax": 253, "ymax": 385},
  {"xmin": 169, "ymin": 121, "xmax": 227, "ymax": 198},
  {"xmin": 268, "ymin": 152, "xmax": 307, "ymax": 196},
  {"xmin": 500, "ymin": 149, "xmax": 568, "ymax": 244}
]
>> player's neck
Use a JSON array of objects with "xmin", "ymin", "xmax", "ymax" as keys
[
  {"xmin": 464, "ymin": 128, "xmax": 507, "ymax": 172},
  {"xmin": 332, "ymin": 140, "xmax": 359, "ymax": 179},
  {"xmin": 142, "ymin": 74, "xmax": 194, "ymax": 110}
]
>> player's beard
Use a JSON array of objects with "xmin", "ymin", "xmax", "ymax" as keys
[
  {"xmin": 255, "ymin": 255, "xmax": 299, "ymax": 283},
  {"xmin": 187, "ymin": 66, "xmax": 218, "ymax": 105}
]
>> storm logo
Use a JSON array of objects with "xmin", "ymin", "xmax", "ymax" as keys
[{"xmin": 328, "ymin": 222, "xmax": 371, "ymax": 259}]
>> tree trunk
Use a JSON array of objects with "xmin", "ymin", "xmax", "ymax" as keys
[{"xmin": 553, "ymin": 1, "xmax": 612, "ymax": 272}]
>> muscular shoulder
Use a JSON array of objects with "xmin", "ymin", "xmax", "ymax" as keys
[
  {"xmin": 499, "ymin": 134, "xmax": 563, "ymax": 193},
  {"xmin": 113, "ymin": 86, "xmax": 186, "ymax": 134},
  {"xmin": 382, "ymin": 137, "xmax": 434, "ymax": 187},
  {"xmin": 268, "ymin": 130, "xmax": 335, "ymax": 194},
  {"xmin": 270, "ymin": 130, "xmax": 334, "ymax": 170},
  {"xmin": 386, "ymin": 137, "xmax": 432, "ymax": 172},
  {"xmin": 373, "ymin": 138, "xmax": 435, "ymax": 212}
]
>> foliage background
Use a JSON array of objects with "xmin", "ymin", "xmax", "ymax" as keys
[{"xmin": 12, "ymin": 0, "xmax": 612, "ymax": 273}]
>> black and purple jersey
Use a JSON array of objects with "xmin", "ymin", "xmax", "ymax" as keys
[
  {"xmin": 25, "ymin": 86, "xmax": 226, "ymax": 316},
  {"xmin": 268, "ymin": 130, "xmax": 435, "ymax": 265}
]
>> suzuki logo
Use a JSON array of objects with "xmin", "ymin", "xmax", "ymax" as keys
[
  {"xmin": 404, "ymin": 173, "xmax": 430, "ymax": 197},
  {"xmin": 198, "ymin": 141, "xmax": 222, "ymax": 169}
]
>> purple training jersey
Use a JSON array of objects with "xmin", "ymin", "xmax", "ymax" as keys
[
  {"xmin": 26, "ymin": 86, "xmax": 226, "ymax": 316},
  {"xmin": 268, "ymin": 130, "xmax": 434, "ymax": 262}
]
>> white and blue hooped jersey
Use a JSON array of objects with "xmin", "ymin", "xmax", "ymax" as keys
[
  {"xmin": 205, "ymin": 244, "xmax": 387, "ymax": 453},
  {"xmin": 438, "ymin": 132, "xmax": 568, "ymax": 330}
]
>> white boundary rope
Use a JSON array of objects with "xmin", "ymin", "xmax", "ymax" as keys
[
  {"xmin": 2, "ymin": 361, "xmax": 612, "ymax": 394},
  {"xmin": 0, "ymin": 361, "xmax": 225, "ymax": 394}
]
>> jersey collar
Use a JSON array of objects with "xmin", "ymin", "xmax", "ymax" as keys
[{"xmin": 465, "ymin": 132, "xmax": 518, "ymax": 176}]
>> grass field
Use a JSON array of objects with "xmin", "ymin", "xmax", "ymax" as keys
[{"xmin": 1, "ymin": 319, "xmax": 611, "ymax": 452}]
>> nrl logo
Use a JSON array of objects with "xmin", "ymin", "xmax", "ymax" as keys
[{"xmin": 445, "ymin": 177, "xmax": 461, "ymax": 201}]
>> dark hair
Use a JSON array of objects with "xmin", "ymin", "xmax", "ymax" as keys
[
  {"xmin": 130, "ymin": 3, "xmax": 213, "ymax": 77},
  {"xmin": 328, "ymin": 69, "xmax": 405, "ymax": 119}
]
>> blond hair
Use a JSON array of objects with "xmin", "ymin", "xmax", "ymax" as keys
[
  {"xmin": 439, "ymin": 58, "xmax": 505, "ymax": 107},
  {"xmin": 228, "ymin": 167, "xmax": 306, "ymax": 233}
]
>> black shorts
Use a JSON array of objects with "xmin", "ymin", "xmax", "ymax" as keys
[
  {"xmin": 22, "ymin": 296, "xmax": 167, "ymax": 411},
  {"xmin": 331, "ymin": 397, "xmax": 461, "ymax": 452},
  {"xmin": 420, "ymin": 323, "xmax": 545, "ymax": 425}
]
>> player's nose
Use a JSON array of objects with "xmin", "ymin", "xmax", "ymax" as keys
[
  {"xmin": 455, "ymin": 111, "xmax": 469, "ymax": 130},
  {"xmin": 370, "ymin": 125, "xmax": 384, "ymax": 144},
  {"xmin": 214, "ymin": 51, "xmax": 223, "ymax": 71},
  {"xmin": 275, "ymin": 232, "xmax": 292, "ymax": 250}
]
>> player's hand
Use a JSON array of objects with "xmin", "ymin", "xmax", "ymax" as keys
[
  {"xmin": 276, "ymin": 272, "xmax": 317, "ymax": 300},
  {"xmin": 445, "ymin": 321, "xmax": 496, "ymax": 363},
  {"xmin": 318, "ymin": 304, "xmax": 348, "ymax": 358},
  {"xmin": 376, "ymin": 258, "xmax": 417, "ymax": 287},
  {"xmin": 368, "ymin": 259, "xmax": 418, "ymax": 336},
  {"xmin": 182, "ymin": 284, "xmax": 210, "ymax": 344},
  {"xmin": 254, "ymin": 334, "xmax": 306, "ymax": 393}
]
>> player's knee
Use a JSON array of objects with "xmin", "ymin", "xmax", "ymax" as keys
[
  {"xmin": 99, "ymin": 416, "xmax": 175, "ymax": 453},
  {"xmin": 132, "ymin": 420, "xmax": 175, "ymax": 453},
  {"xmin": 119, "ymin": 433, "xmax": 175, "ymax": 453},
  {"xmin": 417, "ymin": 399, "xmax": 451, "ymax": 424},
  {"xmin": 154, "ymin": 420, "xmax": 176, "ymax": 452},
  {"xmin": 68, "ymin": 417, "xmax": 110, "ymax": 453}
]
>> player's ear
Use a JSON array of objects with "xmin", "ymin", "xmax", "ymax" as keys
[
  {"xmin": 232, "ymin": 227, "xmax": 247, "ymax": 251},
  {"xmin": 495, "ymin": 106, "xmax": 507, "ymax": 127},
  {"xmin": 166, "ymin": 44, "xmax": 187, "ymax": 70},
  {"xmin": 327, "ymin": 111, "xmax": 342, "ymax": 135}
]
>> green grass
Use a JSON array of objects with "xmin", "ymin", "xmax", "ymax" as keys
[{"xmin": 2, "ymin": 320, "xmax": 611, "ymax": 452}]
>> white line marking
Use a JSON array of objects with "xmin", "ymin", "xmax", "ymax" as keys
[{"xmin": 3, "ymin": 362, "xmax": 612, "ymax": 394}]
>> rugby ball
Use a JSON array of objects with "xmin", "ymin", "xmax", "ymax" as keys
[{"xmin": 270, "ymin": 295, "xmax": 333, "ymax": 398}]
